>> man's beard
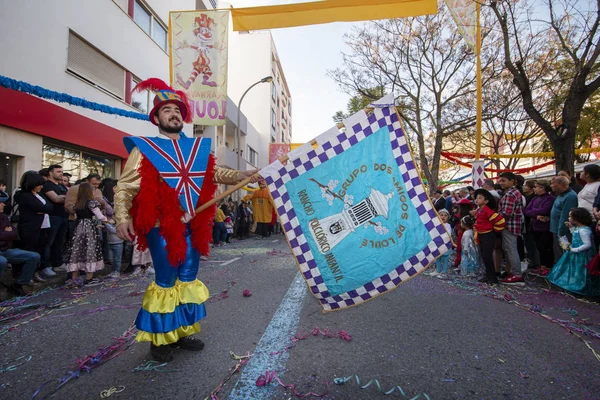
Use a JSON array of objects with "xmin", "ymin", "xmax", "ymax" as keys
[{"xmin": 159, "ymin": 118, "xmax": 183, "ymax": 134}]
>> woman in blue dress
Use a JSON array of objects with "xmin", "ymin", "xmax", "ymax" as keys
[{"xmin": 548, "ymin": 208, "xmax": 600, "ymax": 296}]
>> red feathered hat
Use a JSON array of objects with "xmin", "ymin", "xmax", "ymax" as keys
[{"xmin": 133, "ymin": 78, "xmax": 192, "ymax": 125}]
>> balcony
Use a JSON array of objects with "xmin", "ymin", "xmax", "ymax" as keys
[{"xmin": 216, "ymin": 145, "xmax": 247, "ymax": 170}]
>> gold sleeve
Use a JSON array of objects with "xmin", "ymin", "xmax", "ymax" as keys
[
  {"xmin": 114, "ymin": 147, "xmax": 143, "ymax": 225},
  {"xmin": 213, "ymin": 166, "xmax": 240, "ymax": 185}
]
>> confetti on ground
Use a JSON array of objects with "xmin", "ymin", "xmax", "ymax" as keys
[
  {"xmin": 132, "ymin": 360, "xmax": 180, "ymax": 373},
  {"xmin": 0, "ymin": 355, "xmax": 32, "ymax": 374},
  {"xmin": 334, "ymin": 375, "xmax": 431, "ymax": 398},
  {"xmin": 271, "ymin": 327, "xmax": 352, "ymax": 356},
  {"xmin": 205, "ymin": 352, "xmax": 251, "ymax": 400},
  {"xmin": 31, "ymin": 324, "xmax": 136, "ymax": 399},
  {"xmin": 256, "ymin": 370, "xmax": 329, "ymax": 398},
  {"xmin": 100, "ymin": 386, "xmax": 125, "ymax": 398},
  {"xmin": 243, "ymin": 289, "xmax": 252, "ymax": 297}
]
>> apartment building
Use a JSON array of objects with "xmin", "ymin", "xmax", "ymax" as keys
[
  {"xmin": 0, "ymin": 0, "xmax": 291, "ymax": 196},
  {"xmin": 227, "ymin": 29, "xmax": 293, "ymax": 168}
]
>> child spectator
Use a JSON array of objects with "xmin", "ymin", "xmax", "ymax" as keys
[
  {"xmin": 104, "ymin": 221, "xmax": 124, "ymax": 278},
  {"xmin": 459, "ymin": 216, "xmax": 481, "ymax": 277},
  {"xmin": 548, "ymin": 208, "xmax": 600, "ymax": 296},
  {"xmin": 430, "ymin": 209, "xmax": 453, "ymax": 278},
  {"xmin": 473, "ymin": 189, "xmax": 506, "ymax": 285},
  {"xmin": 63, "ymin": 183, "xmax": 106, "ymax": 287}
]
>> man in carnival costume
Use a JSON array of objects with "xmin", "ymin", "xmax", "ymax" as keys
[{"xmin": 115, "ymin": 78, "xmax": 258, "ymax": 362}]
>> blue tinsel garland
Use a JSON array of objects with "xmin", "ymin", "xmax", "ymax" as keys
[{"xmin": 0, "ymin": 75, "xmax": 149, "ymax": 121}]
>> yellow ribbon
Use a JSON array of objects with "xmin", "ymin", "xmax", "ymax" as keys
[{"xmin": 100, "ymin": 386, "xmax": 125, "ymax": 398}]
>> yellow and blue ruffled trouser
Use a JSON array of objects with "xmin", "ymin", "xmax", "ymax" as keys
[{"xmin": 135, "ymin": 226, "xmax": 210, "ymax": 346}]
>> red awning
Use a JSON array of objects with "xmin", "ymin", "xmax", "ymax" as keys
[{"xmin": 0, "ymin": 86, "xmax": 130, "ymax": 158}]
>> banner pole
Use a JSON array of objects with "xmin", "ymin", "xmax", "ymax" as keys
[{"xmin": 475, "ymin": 1, "xmax": 482, "ymax": 160}]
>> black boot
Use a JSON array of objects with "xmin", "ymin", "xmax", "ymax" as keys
[
  {"xmin": 172, "ymin": 335, "xmax": 205, "ymax": 351},
  {"xmin": 10, "ymin": 283, "xmax": 29, "ymax": 297},
  {"xmin": 151, "ymin": 344, "xmax": 174, "ymax": 362}
]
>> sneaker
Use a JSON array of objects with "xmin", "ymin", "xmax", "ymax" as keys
[
  {"xmin": 29, "ymin": 279, "xmax": 42, "ymax": 287},
  {"xmin": 151, "ymin": 344, "xmax": 174, "ymax": 362},
  {"xmin": 200, "ymin": 255, "xmax": 209, "ymax": 261},
  {"xmin": 500, "ymin": 274, "xmax": 525, "ymax": 286},
  {"xmin": 478, "ymin": 276, "xmax": 499, "ymax": 284},
  {"xmin": 436, "ymin": 273, "xmax": 447, "ymax": 279},
  {"xmin": 172, "ymin": 336, "xmax": 205, "ymax": 351},
  {"xmin": 33, "ymin": 272, "xmax": 46, "ymax": 283},
  {"xmin": 430, "ymin": 271, "xmax": 441, "ymax": 277},
  {"xmin": 84, "ymin": 278, "xmax": 102, "ymax": 286},
  {"xmin": 53, "ymin": 265, "xmax": 67, "ymax": 273},
  {"xmin": 497, "ymin": 271, "xmax": 508, "ymax": 279},
  {"xmin": 145, "ymin": 266, "xmax": 155, "ymax": 275},
  {"xmin": 42, "ymin": 267, "xmax": 57, "ymax": 277},
  {"xmin": 131, "ymin": 266, "xmax": 143, "ymax": 275},
  {"xmin": 107, "ymin": 271, "xmax": 121, "ymax": 279}
]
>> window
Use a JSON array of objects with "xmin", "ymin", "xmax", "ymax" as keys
[
  {"xmin": 288, "ymin": 101, "xmax": 292, "ymax": 115},
  {"xmin": 67, "ymin": 32, "xmax": 125, "ymax": 99},
  {"xmin": 271, "ymin": 108, "xmax": 276, "ymax": 128},
  {"xmin": 151, "ymin": 21, "xmax": 167, "ymax": 50},
  {"xmin": 247, "ymin": 146, "xmax": 258, "ymax": 166},
  {"xmin": 43, "ymin": 143, "xmax": 116, "ymax": 179},
  {"xmin": 134, "ymin": 2, "xmax": 151, "ymax": 33},
  {"xmin": 131, "ymin": 77, "xmax": 149, "ymax": 113},
  {"xmin": 133, "ymin": 1, "xmax": 168, "ymax": 52},
  {"xmin": 271, "ymin": 82, "xmax": 277, "ymax": 101}
]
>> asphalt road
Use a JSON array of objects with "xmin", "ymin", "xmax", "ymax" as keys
[{"xmin": 1, "ymin": 236, "xmax": 599, "ymax": 400}]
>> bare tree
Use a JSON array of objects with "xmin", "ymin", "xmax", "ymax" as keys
[
  {"xmin": 489, "ymin": 0, "xmax": 600, "ymax": 174},
  {"xmin": 329, "ymin": 4, "xmax": 502, "ymax": 193}
]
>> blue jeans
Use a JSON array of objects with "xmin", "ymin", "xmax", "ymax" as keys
[
  {"xmin": 43, "ymin": 215, "xmax": 68, "ymax": 268},
  {"xmin": 0, "ymin": 248, "xmax": 40, "ymax": 285},
  {"xmin": 212, "ymin": 222, "xmax": 227, "ymax": 245},
  {"xmin": 108, "ymin": 243, "xmax": 124, "ymax": 273}
]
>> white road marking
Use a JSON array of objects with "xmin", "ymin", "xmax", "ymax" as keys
[
  {"xmin": 220, "ymin": 257, "xmax": 241, "ymax": 266},
  {"xmin": 228, "ymin": 274, "xmax": 307, "ymax": 399}
]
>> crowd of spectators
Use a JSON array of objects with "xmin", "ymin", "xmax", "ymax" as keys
[
  {"xmin": 429, "ymin": 167, "xmax": 600, "ymax": 296},
  {"xmin": 0, "ymin": 166, "xmax": 151, "ymax": 295}
]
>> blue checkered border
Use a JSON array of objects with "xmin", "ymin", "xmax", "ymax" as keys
[{"xmin": 265, "ymin": 106, "xmax": 453, "ymax": 311}]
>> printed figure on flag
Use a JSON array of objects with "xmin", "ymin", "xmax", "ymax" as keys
[
  {"xmin": 170, "ymin": 10, "xmax": 228, "ymax": 125},
  {"xmin": 259, "ymin": 96, "xmax": 453, "ymax": 312}
]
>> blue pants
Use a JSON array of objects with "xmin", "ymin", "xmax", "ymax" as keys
[
  {"xmin": 436, "ymin": 253, "xmax": 451, "ymax": 273},
  {"xmin": 212, "ymin": 221, "xmax": 227, "ymax": 245},
  {"xmin": 108, "ymin": 243, "xmax": 124, "ymax": 273},
  {"xmin": 134, "ymin": 226, "xmax": 209, "ymax": 346},
  {"xmin": 0, "ymin": 248, "xmax": 40, "ymax": 285}
]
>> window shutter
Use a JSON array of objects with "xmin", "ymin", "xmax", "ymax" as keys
[{"xmin": 67, "ymin": 32, "xmax": 125, "ymax": 99}]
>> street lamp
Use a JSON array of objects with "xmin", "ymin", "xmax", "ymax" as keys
[{"xmin": 236, "ymin": 76, "xmax": 273, "ymax": 172}]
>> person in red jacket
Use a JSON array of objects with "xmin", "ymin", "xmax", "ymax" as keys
[{"xmin": 473, "ymin": 189, "xmax": 506, "ymax": 284}]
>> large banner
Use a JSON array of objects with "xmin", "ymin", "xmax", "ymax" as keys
[
  {"xmin": 259, "ymin": 97, "xmax": 453, "ymax": 312},
  {"xmin": 169, "ymin": 11, "xmax": 228, "ymax": 125}
]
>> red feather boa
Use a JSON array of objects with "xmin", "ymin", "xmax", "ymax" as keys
[{"xmin": 130, "ymin": 154, "xmax": 218, "ymax": 267}]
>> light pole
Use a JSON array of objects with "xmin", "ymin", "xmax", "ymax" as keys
[{"xmin": 236, "ymin": 76, "xmax": 273, "ymax": 172}]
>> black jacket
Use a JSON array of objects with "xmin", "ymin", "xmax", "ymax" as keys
[{"xmin": 16, "ymin": 192, "xmax": 54, "ymax": 235}]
